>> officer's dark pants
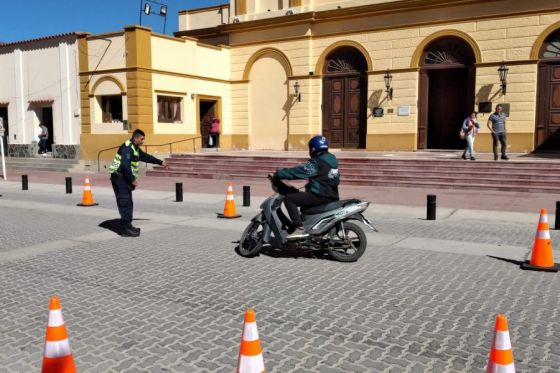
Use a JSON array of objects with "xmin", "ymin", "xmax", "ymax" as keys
[
  {"xmin": 283, "ymin": 191, "xmax": 334, "ymax": 227},
  {"xmin": 111, "ymin": 174, "xmax": 133, "ymax": 229}
]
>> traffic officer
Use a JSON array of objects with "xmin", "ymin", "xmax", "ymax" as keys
[{"xmin": 109, "ymin": 129, "xmax": 168, "ymax": 237}]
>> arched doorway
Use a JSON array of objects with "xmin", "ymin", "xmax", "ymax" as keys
[
  {"xmin": 248, "ymin": 52, "xmax": 290, "ymax": 150},
  {"xmin": 417, "ymin": 36, "xmax": 476, "ymax": 149},
  {"xmin": 322, "ymin": 47, "xmax": 367, "ymax": 149},
  {"xmin": 536, "ymin": 28, "xmax": 560, "ymax": 151}
]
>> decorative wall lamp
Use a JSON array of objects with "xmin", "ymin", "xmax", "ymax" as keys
[
  {"xmin": 498, "ymin": 63, "xmax": 509, "ymax": 95},
  {"xmin": 384, "ymin": 71, "xmax": 393, "ymax": 101},
  {"xmin": 294, "ymin": 81, "xmax": 301, "ymax": 102}
]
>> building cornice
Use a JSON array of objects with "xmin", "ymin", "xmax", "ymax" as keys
[{"xmin": 176, "ymin": 0, "xmax": 560, "ymax": 46}]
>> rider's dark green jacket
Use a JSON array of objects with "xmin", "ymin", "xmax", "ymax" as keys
[{"xmin": 276, "ymin": 151, "xmax": 340, "ymax": 200}]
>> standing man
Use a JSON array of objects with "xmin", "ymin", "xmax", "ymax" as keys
[
  {"xmin": 487, "ymin": 104, "xmax": 509, "ymax": 160},
  {"xmin": 109, "ymin": 129, "xmax": 168, "ymax": 237},
  {"xmin": 38, "ymin": 123, "xmax": 49, "ymax": 155}
]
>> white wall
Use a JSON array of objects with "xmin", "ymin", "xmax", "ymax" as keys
[{"xmin": 0, "ymin": 36, "xmax": 81, "ymax": 146}]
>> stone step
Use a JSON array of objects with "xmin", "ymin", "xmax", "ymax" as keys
[
  {"xmin": 148, "ymin": 153, "xmax": 560, "ymax": 194},
  {"xmin": 167, "ymin": 155, "xmax": 560, "ymax": 170},
  {"xmin": 147, "ymin": 168, "xmax": 558, "ymax": 188},
  {"xmin": 146, "ymin": 169, "xmax": 560, "ymax": 193},
  {"xmin": 162, "ymin": 161, "xmax": 560, "ymax": 176},
  {"xmin": 155, "ymin": 163, "xmax": 560, "ymax": 181},
  {"xmin": 3, "ymin": 157, "xmax": 80, "ymax": 172}
]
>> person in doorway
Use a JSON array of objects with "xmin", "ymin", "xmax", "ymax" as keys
[
  {"xmin": 109, "ymin": 129, "xmax": 168, "ymax": 237},
  {"xmin": 487, "ymin": 104, "xmax": 509, "ymax": 160},
  {"xmin": 38, "ymin": 123, "xmax": 49, "ymax": 155},
  {"xmin": 274, "ymin": 135, "xmax": 340, "ymax": 239},
  {"xmin": 461, "ymin": 112, "xmax": 480, "ymax": 161},
  {"xmin": 209, "ymin": 117, "xmax": 220, "ymax": 148}
]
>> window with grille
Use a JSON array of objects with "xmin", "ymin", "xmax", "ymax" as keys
[
  {"xmin": 157, "ymin": 95, "xmax": 183, "ymax": 123},
  {"xmin": 99, "ymin": 95, "xmax": 123, "ymax": 123}
]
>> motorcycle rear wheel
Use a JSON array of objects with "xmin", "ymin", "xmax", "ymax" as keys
[
  {"xmin": 238, "ymin": 220, "xmax": 264, "ymax": 257},
  {"xmin": 327, "ymin": 222, "xmax": 367, "ymax": 262}
]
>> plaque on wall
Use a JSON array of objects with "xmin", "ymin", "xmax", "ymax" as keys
[
  {"xmin": 372, "ymin": 107, "xmax": 384, "ymax": 117},
  {"xmin": 398, "ymin": 105, "xmax": 410, "ymax": 116},
  {"xmin": 478, "ymin": 101, "xmax": 492, "ymax": 113}
]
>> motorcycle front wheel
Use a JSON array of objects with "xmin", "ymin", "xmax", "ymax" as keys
[
  {"xmin": 327, "ymin": 222, "xmax": 367, "ymax": 262},
  {"xmin": 238, "ymin": 220, "xmax": 265, "ymax": 257}
]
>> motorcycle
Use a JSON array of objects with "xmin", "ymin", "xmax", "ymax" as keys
[{"xmin": 237, "ymin": 174, "xmax": 377, "ymax": 262}]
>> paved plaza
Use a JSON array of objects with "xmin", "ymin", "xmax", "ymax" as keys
[{"xmin": 0, "ymin": 176, "xmax": 559, "ymax": 372}]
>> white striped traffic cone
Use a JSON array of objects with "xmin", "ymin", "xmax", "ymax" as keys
[
  {"xmin": 486, "ymin": 314, "xmax": 515, "ymax": 373},
  {"xmin": 217, "ymin": 182, "xmax": 241, "ymax": 218},
  {"xmin": 237, "ymin": 308, "xmax": 265, "ymax": 373},
  {"xmin": 42, "ymin": 296, "xmax": 76, "ymax": 373}
]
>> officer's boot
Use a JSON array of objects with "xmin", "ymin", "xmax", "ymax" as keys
[{"xmin": 121, "ymin": 226, "xmax": 140, "ymax": 237}]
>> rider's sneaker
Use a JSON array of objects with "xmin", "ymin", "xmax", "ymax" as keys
[{"xmin": 287, "ymin": 226, "xmax": 309, "ymax": 240}]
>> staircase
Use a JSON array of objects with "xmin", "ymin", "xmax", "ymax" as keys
[
  {"xmin": 146, "ymin": 153, "xmax": 560, "ymax": 193},
  {"xmin": 4, "ymin": 157, "xmax": 80, "ymax": 173}
]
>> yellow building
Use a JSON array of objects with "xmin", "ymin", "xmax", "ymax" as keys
[{"xmin": 80, "ymin": 0, "xmax": 560, "ymax": 160}]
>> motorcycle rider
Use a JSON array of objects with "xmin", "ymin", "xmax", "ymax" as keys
[{"xmin": 275, "ymin": 135, "xmax": 340, "ymax": 239}]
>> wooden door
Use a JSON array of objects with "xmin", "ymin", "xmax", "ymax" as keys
[
  {"xmin": 42, "ymin": 107, "xmax": 53, "ymax": 151},
  {"xmin": 536, "ymin": 63, "xmax": 560, "ymax": 150},
  {"xmin": 199, "ymin": 101, "xmax": 216, "ymax": 148},
  {"xmin": 322, "ymin": 75, "xmax": 365, "ymax": 149},
  {"xmin": 427, "ymin": 68, "xmax": 469, "ymax": 149}
]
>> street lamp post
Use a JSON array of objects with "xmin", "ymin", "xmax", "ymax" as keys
[{"xmin": 139, "ymin": 0, "xmax": 168, "ymax": 34}]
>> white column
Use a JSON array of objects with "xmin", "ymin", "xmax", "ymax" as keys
[
  {"xmin": 14, "ymin": 49, "xmax": 26, "ymax": 143},
  {"xmin": 58, "ymin": 42, "xmax": 73, "ymax": 144}
]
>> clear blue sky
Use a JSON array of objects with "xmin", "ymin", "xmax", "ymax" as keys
[{"xmin": 0, "ymin": 0, "xmax": 226, "ymax": 43}]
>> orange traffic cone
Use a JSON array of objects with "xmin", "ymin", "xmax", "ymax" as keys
[
  {"xmin": 521, "ymin": 208, "xmax": 558, "ymax": 272},
  {"xmin": 237, "ymin": 308, "xmax": 265, "ymax": 373},
  {"xmin": 77, "ymin": 176, "xmax": 98, "ymax": 207},
  {"xmin": 217, "ymin": 182, "xmax": 241, "ymax": 219},
  {"xmin": 42, "ymin": 296, "xmax": 76, "ymax": 373},
  {"xmin": 486, "ymin": 314, "xmax": 515, "ymax": 373}
]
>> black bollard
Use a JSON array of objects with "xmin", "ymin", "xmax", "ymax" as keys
[
  {"xmin": 243, "ymin": 186, "xmax": 250, "ymax": 207},
  {"xmin": 175, "ymin": 182, "xmax": 183, "ymax": 202},
  {"xmin": 22, "ymin": 175, "xmax": 28, "ymax": 191},
  {"xmin": 65, "ymin": 177, "xmax": 72, "ymax": 194},
  {"xmin": 556, "ymin": 201, "xmax": 560, "ymax": 230},
  {"xmin": 427, "ymin": 194, "xmax": 436, "ymax": 220}
]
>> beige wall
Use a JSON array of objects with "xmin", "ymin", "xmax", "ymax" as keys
[
  {"xmin": 224, "ymin": 0, "xmax": 560, "ymax": 151},
  {"xmin": 249, "ymin": 53, "xmax": 289, "ymax": 149},
  {"xmin": 87, "ymin": 34, "xmax": 126, "ymax": 71}
]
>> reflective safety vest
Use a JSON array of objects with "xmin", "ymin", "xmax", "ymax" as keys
[{"xmin": 108, "ymin": 140, "xmax": 140, "ymax": 179}]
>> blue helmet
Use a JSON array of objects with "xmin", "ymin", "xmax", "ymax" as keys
[{"xmin": 308, "ymin": 135, "xmax": 329, "ymax": 156}]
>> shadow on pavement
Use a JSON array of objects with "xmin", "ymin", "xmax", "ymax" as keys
[
  {"xmin": 234, "ymin": 244, "xmax": 332, "ymax": 260},
  {"xmin": 99, "ymin": 219, "xmax": 122, "ymax": 234},
  {"xmin": 487, "ymin": 255, "xmax": 524, "ymax": 266}
]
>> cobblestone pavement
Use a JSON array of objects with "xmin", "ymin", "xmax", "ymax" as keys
[{"xmin": 0, "ymin": 182, "xmax": 559, "ymax": 372}]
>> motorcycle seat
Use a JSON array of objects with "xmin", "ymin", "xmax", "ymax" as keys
[{"xmin": 301, "ymin": 199, "xmax": 361, "ymax": 215}]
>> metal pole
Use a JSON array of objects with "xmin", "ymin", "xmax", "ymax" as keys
[
  {"xmin": 163, "ymin": 13, "xmax": 167, "ymax": 34},
  {"xmin": 175, "ymin": 182, "xmax": 183, "ymax": 202},
  {"xmin": 427, "ymin": 194, "xmax": 436, "ymax": 220},
  {"xmin": 65, "ymin": 177, "xmax": 72, "ymax": 194},
  {"xmin": 139, "ymin": 0, "xmax": 143, "ymax": 25},
  {"xmin": 243, "ymin": 186, "xmax": 250, "ymax": 207},
  {"xmin": 22, "ymin": 174, "xmax": 28, "ymax": 191},
  {"xmin": 555, "ymin": 201, "xmax": 560, "ymax": 230}
]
